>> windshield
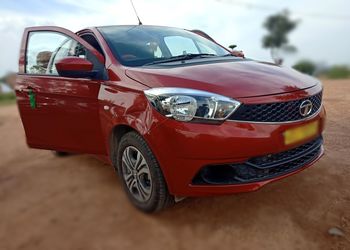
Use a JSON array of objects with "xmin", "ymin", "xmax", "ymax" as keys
[{"xmin": 98, "ymin": 25, "xmax": 229, "ymax": 67}]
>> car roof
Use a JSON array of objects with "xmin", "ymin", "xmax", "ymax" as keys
[
  {"xmin": 77, "ymin": 24, "xmax": 183, "ymax": 35},
  {"xmin": 94, "ymin": 24, "xmax": 179, "ymax": 29}
]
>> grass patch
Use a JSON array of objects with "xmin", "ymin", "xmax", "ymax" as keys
[
  {"xmin": 325, "ymin": 65, "xmax": 350, "ymax": 79},
  {"xmin": 0, "ymin": 92, "xmax": 16, "ymax": 105}
]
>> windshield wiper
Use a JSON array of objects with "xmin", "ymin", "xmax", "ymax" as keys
[{"xmin": 144, "ymin": 53, "xmax": 217, "ymax": 66}]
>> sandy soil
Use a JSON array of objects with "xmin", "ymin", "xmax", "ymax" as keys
[{"xmin": 0, "ymin": 79, "xmax": 349, "ymax": 250}]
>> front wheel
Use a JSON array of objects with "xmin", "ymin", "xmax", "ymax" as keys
[{"xmin": 116, "ymin": 132, "xmax": 174, "ymax": 213}]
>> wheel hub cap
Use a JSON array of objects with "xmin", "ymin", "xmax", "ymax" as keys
[{"xmin": 122, "ymin": 146, "xmax": 152, "ymax": 202}]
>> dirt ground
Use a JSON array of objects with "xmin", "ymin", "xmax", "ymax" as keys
[{"xmin": 0, "ymin": 79, "xmax": 349, "ymax": 250}]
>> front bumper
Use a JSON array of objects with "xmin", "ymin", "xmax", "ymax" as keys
[
  {"xmin": 144, "ymin": 87, "xmax": 326, "ymax": 196},
  {"xmin": 192, "ymin": 136, "xmax": 323, "ymax": 185}
]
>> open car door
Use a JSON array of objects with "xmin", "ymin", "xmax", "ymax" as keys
[{"xmin": 15, "ymin": 26, "xmax": 107, "ymax": 155}]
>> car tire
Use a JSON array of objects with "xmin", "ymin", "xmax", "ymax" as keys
[{"xmin": 116, "ymin": 131, "xmax": 174, "ymax": 213}]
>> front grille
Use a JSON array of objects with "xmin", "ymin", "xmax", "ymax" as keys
[
  {"xmin": 228, "ymin": 92, "xmax": 322, "ymax": 123},
  {"xmin": 192, "ymin": 136, "xmax": 323, "ymax": 185}
]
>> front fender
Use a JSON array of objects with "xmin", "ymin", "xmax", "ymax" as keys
[{"xmin": 98, "ymin": 81, "xmax": 166, "ymax": 160}]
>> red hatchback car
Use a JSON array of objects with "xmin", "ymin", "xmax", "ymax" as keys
[{"xmin": 15, "ymin": 25, "xmax": 325, "ymax": 212}]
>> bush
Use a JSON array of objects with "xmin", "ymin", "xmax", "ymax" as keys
[
  {"xmin": 0, "ymin": 92, "xmax": 16, "ymax": 105},
  {"xmin": 293, "ymin": 60, "xmax": 316, "ymax": 75},
  {"xmin": 325, "ymin": 65, "xmax": 350, "ymax": 79}
]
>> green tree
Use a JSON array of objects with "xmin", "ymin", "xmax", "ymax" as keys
[
  {"xmin": 262, "ymin": 10, "xmax": 298, "ymax": 64},
  {"xmin": 293, "ymin": 60, "xmax": 316, "ymax": 75},
  {"xmin": 228, "ymin": 44, "xmax": 237, "ymax": 50}
]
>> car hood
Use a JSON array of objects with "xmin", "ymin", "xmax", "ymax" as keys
[{"xmin": 125, "ymin": 59, "xmax": 318, "ymax": 98}]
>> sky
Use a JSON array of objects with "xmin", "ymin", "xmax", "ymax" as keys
[{"xmin": 0, "ymin": 0, "xmax": 349, "ymax": 76}]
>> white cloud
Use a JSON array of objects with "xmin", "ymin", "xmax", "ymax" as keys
[{"xmin": 0, "ymin": 10, "xmax": 55, "ymax": 75}]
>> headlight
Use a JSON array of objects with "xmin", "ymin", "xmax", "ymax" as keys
[{"xmin": 144, "ymin": 88, "xmax": 241, "ymax": 123}]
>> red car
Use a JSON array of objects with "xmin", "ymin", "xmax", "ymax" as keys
[{"xmin": 15, "ymin": 25, "xmax": 325, "ymax": 212}]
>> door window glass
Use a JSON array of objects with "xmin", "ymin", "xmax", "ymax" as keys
[
  {"xmin": 26, "ymin": 32, "xmax": 67, "ymax": 74},
  {"xmin": 26, "ymin": 32, "xmax": 89, "ymax": 75}
]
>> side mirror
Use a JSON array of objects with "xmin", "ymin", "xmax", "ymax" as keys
[
  {"xmin": 231, "ymin": 50, "xmax": 245, "ymax": 58},
  {"xmin": 55, "ymin": 57, "xmax": 95, "ymax": 78}
]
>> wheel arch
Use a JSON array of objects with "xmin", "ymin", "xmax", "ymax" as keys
[{"xmin": 109, "ymin": 124, "xmax": 136, "ymax": 169}]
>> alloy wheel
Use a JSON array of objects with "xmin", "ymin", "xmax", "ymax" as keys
[{"xmin": 121, "ymin": 146, "xmax": 152, "ymax": 202}]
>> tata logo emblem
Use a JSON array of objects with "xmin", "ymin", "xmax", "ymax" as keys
[{"xmin": 299, "ymin": 100, "xmax": 313, "ymax": 117}]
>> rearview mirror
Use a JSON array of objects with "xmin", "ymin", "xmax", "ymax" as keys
[{"xmin": 55, "ymin": 57, "xmax": 95, "ymax": 78}]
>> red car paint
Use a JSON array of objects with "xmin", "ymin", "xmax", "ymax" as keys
[
  {"xmin": 55, "ymin": 57, "xmax": 94, "ymax": 72},
  {"xmin": 15, "ymin": 25, "xmax": 325, "ymax": 197}
]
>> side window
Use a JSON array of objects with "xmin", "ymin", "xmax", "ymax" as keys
[
  {"xmin": 164, "ymin": 36, "xmax": 199, "ymax": 56},
  {"xmin": 80, "ymin": 34, "xmax": 104, "ymax": 55},
  {"xmin": 26, "ymin": 30, "xmax": 106, "ymax": 79},
  {"xmin": 26, "ymin": 32, "xmax": 68, "ymax": 74}
]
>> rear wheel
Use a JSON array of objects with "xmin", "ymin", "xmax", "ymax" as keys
[
  {"xmin": 116, "ymin": 131, "xmax": 174, "ymax": 213},
  {"xmin": 52, "ymin": 151, "xmax": 69, "ymax": 157}
]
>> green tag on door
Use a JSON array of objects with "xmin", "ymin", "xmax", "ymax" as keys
[{"xmin": 28, "ymin": 89, "xmax": 36, "ymax": 109}]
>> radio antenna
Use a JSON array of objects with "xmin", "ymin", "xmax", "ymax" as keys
[{"xmin": 130, "ymin": 0, "xmax": 143, "ymax": 25}]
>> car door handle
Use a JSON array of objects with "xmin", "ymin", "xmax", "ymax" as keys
[{"xmin": 16, "ymin": 86, "xmax": 37, "ymax": 93}]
